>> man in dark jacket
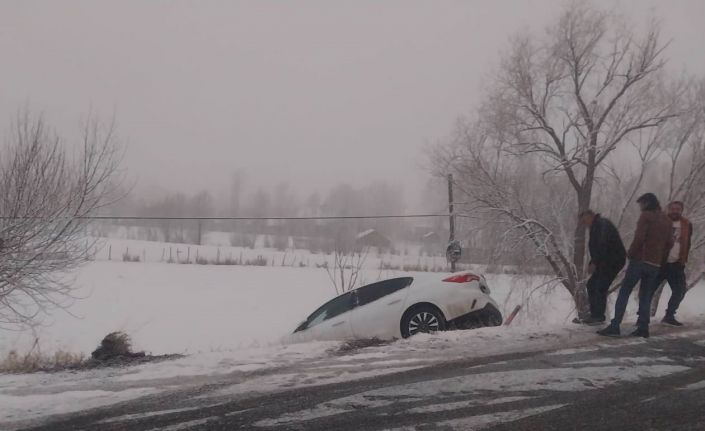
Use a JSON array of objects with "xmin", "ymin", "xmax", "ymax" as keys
[
  {"xmin": 579, "ymin": 210, "xmax": 626, "ymax": 325},
  {"xmin": 655, "ymin": 201, "xmax": 693, "ymax": 326},
  {"xmin": 598, "ymin": 193, "xmax": 673, "ymax": 338}
]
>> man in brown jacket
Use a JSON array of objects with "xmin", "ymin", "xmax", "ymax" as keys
[
  {"xmin": 655, "ymin": 201, "xmax": 693, "ymax": 326},
  {"xmin": 598, "ymin": 193, "xmax": 673, "ymax": 338}
]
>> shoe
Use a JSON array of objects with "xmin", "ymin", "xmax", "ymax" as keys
[
  {"xmin": 597, "ymin": 324, "xmax": 620, "ymax": 337},
  {"xmin": 582, "ymin": 316, "xmax": 606, "ymax": 326},
  {"xmin": 662, "ymin": 316, "xmax": 684, "ymax": 327},
  {"xmin": 630, "ymin": 327, "xmax": 650, "ymax": 338}
]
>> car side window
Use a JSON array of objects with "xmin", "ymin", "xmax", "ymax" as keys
[
  {"xmin": 355, "ymin": 277, "xmax": 413, "ymax": 307},
  {"xmin": 306, "ymin": 292, "xmax": 354, "ymax": 328}
]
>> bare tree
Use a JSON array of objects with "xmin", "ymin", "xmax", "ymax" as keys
[
  {"xmin": 325, "ymin": 235, "xmax": 369, "ymax": 296},
  {"xmin": 433, "ymin": 2, "xmax": 687, "ymax": 316},
  {"xmin": 649, "ymin": 78, "xmax": 705, "ymax": 314},
  {"xmin": 0, "ymin": 113, "xmax": 124, "ymax": 328},
  {"xmin": 191, "ymin": 190, "xmax": 214, "ymax": 245}
]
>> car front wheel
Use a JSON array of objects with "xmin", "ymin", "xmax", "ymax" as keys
[{"xmin": 401, "ymin": 305, "xmax": 446, "ymax": 338}]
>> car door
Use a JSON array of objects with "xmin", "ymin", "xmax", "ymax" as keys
[
  {"xmin": 298, "ymin": 291, "xmax": 355, "ymax": 341},
  {"xmin": 350, "ymin": 277, "xmax": 413, "ymax": 339}
]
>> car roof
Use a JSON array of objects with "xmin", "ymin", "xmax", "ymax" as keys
[{"xmin": 349, "ymin": 276, "xmax": 413, "ymax": 293}]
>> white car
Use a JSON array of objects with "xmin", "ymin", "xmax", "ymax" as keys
[{"xmin": 292, "ymin": 271, "xmax": 502, "ymax": 341}]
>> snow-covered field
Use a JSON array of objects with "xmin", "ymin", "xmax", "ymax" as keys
[
  {"xmin": 0, "ymin": 262, "xmax": 570, "ymax": 357},
  {"xmin": 88, "ymin": 232, "xmax": 455, "ymax": 272},
  {"xmin": 0, "ymin": 234, "xmax": 579, "ymax": 357},
  {"xmin": 2, "ymin": 238, "xmax": 705, "ymax": 428}
]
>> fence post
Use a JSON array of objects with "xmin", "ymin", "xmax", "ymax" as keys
[{"xmin": 504, "ymin": 305, "xmax": 522, "ymax": 326}]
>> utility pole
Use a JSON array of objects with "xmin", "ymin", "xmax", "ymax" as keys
[{"xmin": 447, "ymin": 174, "xmax": 456, "ymax": 272}]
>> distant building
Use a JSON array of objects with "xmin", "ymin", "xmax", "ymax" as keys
[
  {"xmin": 355, "ymin": 229, "xmax": 391, "ymax": 250},
  {"xmin": 420, "ymin": 231, "xmax": 442, "ymax": 256},
  {"xmin": 421, "ymin": 231, "xmax": 440, "ymax": 243}
]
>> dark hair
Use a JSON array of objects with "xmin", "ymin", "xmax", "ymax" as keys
[
  {"xmin": 578, "ymin": 209, "xmax": 595, "ymax": 218},
  {"xmin": 636, "ymin": 193, "xmax": 661, "ymax": 211},
  {"xmin": 669, "ymin": 200, "xmax": 684, "ymax": 209}
]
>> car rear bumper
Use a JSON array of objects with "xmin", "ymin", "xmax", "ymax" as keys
[{"xmin": 448, "ymin": 303, "xmax": 503, "ymax": 329}]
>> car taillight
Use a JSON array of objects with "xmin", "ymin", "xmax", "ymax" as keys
[{"xmin": 443, "ymin": 273, "xmax": 480, "ymax": 283}]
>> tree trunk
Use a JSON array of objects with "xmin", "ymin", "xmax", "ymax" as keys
[
  {"xmin": 573, "ymin": 287, "xmax": 590, "ymax": 319},
  {"xmin": 572, "ymin": 188, "xmax": 592, "ymax": 317}
]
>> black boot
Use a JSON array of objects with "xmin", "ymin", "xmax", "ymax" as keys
[
  {"xmin": 597, "ymin": 324, "xmax": 620, "ymax": 337},
  {"xmin": 630, "ymin": 327, "xmax": 650, "ymax": 338},
  {"xmin": 582, "ymin": 316, "xmax": 606, "ymax": 326},
  {"xmin": 662, "ymin": 315, "xmax": 684, "ymax": 327}
]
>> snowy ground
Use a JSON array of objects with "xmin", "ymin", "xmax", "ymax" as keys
[
  {"xmin": 0, "ymin": 323, "xmax": 618, "ymax": 429},
  {"xmin": 2, "ymin": 243, "xmax": 705, "ymax": 428},
  {"xmin": 6, "ymin": 325, "xmax": 705, "ymax": 430}
]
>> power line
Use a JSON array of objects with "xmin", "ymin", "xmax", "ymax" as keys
[
  {"xmin": 81, "ymin": 214, "xmax": 453, "ymax": 221},
  {"xmin": 0, "ymin": 214, "xmax": 457, "ymax": 222}
]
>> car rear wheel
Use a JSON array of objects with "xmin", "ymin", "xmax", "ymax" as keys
[
  {"xmin": 401, "ymin": 305, "xmax": 446, "ymax": 338},
  {"xmin": 480, "ymin": 305, "xmax": 503, "ymax": 327}
]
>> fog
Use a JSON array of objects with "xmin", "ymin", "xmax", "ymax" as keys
[{"xmin": 1, "ymin": 0, "xmax": 704, "ymax": 211}]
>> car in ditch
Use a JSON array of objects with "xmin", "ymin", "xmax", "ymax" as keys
[{"xmin": 291, "ymin": 271, "xmax": 502, "ymax": 341}]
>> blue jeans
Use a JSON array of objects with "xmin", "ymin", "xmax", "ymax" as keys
[
  {"xmin": 655, "ymin": 262, "xmax": 687, "ymax": 317},
  {"xmin": 611, "ymin": 260, "xmax": 660, "ymax": 329}
]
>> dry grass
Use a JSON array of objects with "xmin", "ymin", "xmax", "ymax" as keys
[
  {"xmin": 333, "ymin": 337, "xmax": 393, "ymax": 355},
  {"xmin": 1, "ymin": 333, "xmax": 183, "ymax": 374},
  {"xmin": 0, "ymin": 344, "xmax": 85, "ymax": 374}
]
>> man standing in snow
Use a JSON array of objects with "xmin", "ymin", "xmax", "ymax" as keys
[
  {"xmin": 597, "ymin": 193, "xmax": 673, "ymax": 338},
  {"xmin": 578, "ymin": 210, "xmax": 626, "ymax": 325},
  {"xmin": 654, "ymin": 201, "xmax": 693, "ymax": 327}
]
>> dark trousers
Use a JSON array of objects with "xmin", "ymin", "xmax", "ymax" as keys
[
  {"xmin": 611, "ymin": 260, "xmax": 660, "ymax": 329},
  {"xmin": 655, "ymin": 262, "xmax": 687, "ymax": 317},
  {"xmin": 586, "ymin": 264, "xmax": 622, "ymax": 320}
]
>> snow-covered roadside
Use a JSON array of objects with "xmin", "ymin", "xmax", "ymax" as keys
[
  {"xmin": 0, "ymin": 341, "xmax": 336, "ymax": 427},
  {"xmin": 0, "ymin": 322, "xmax": 616, "ymax": 428},
  {"xmin": 5, "ymin": 320, "xmax": 705, "ymax": 429}
]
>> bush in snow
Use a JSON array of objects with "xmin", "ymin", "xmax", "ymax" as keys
[{"xmin": 91, "ymin": 331, "xmax": 144, "ymax": 361}]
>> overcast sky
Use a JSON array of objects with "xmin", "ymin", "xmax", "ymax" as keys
[{"xmin": 1, "ymin": 0, "xmax": 704, "ymax": 203}]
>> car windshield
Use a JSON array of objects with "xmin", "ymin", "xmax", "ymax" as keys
[{"xmin": 297, "ymin": 292, "xmax": 354, "ymax": 331}]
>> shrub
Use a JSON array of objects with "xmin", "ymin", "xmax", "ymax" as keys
[
  {"xmin": 122, "ymin": 253, "xmax": 141, "ymax": 262},
  {"xmin": 246, "ymin": 255, "xmax": 268, "ymax": 266},
  {"xmin": 91, "ymin": 331, "xmax": 144, "ymax": 360}
]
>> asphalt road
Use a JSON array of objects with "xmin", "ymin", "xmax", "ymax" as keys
[{"xmin": 17, "ymin": 326, "xmax": 705, "ymax": 431}]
